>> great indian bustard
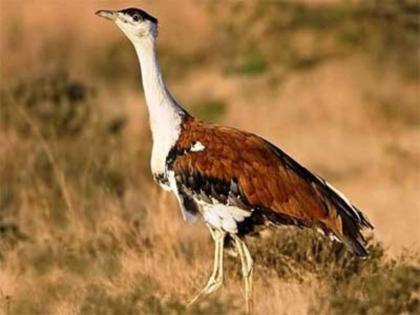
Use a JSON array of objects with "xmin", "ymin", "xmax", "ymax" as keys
[{"xmin": 96, "ymin": 8, "xmax": 373, "ymax": 313}]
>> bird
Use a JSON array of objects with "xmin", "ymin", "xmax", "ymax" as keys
[{"xmin": 96, "ymin": 8, "xmax": 373, "ymax": 313}]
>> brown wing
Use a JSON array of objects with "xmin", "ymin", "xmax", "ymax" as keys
[{"xmin": 170, "ymin": 118, "xmax": 373, "ymax": 256}]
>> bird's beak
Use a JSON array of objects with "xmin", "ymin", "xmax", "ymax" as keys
[{"xmin": 95, "ymin": 9, "xmax": 118, "ymax": 21}]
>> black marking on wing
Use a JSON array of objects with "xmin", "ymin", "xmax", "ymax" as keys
[
  {"xmin": 166, "ymin": 141, "xmax": 202, "ymax": 167},
  {"xmin": 177, "ymin": 188, "xmax": 200, "ymax": 221},
  {"xmin": 152, "ymin": 171, "xmax": 198, "ymax": 222},
  {"xmin": 174, "ymin": 170, "xmax": 248, "ymax": 209},
  {"xmin": 167, "ymin": 144, "xmax": 308, "ymax": 235}
]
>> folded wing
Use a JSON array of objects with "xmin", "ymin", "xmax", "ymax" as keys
[{"xmin": 168, "ymin": 118, "xmax": 373, "ymax": 256}]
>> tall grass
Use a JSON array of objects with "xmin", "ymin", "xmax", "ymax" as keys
[{"xmin": 0, "ymin": 1, "xmax": 419, "ymax": 314}]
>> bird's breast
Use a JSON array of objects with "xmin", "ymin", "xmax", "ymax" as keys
[{"xmin": 150, "ymin": 134, "xmax": 180, "ymax": 188}]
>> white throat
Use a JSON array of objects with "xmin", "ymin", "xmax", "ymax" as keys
[{"xmin": 131, "ymin": 34, "xmax": 186, "ymax": 176}]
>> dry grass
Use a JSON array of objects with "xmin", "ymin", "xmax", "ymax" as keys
[{"xmin": 1, "ymin": 1, "xmax": 419, "ymax": 314}]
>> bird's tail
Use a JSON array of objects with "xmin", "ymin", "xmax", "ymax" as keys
[
  {"xmin": 317, "ymin": 178, "xmax": 374, "ymax": 257},
  {"xmin": 262, "ymin": 139, "xmax": 373, "ymax": 256},
  {"xmin": 338, "ymin": 206, "xmax": 372, "ymax": 257}
]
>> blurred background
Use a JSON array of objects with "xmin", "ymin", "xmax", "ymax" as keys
[{"xmin": 1, "ymin": 1, "xmax": 419, "ymax": 314}]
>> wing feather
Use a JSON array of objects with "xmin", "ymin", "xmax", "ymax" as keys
[{"xmin": 169, "ymin": 118, "xmax": 373, "ymax": 255}]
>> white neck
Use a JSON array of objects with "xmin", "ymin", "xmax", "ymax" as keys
[{"xmin": 131, "ymin": 35, "xmax": 187, "ymax": 176}]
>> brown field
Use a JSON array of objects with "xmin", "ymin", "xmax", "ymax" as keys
[{"xmin": 0, "ymin": 1, "xmax": 419, "ymax": 314}]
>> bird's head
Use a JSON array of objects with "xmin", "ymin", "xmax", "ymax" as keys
[{"xmin": 96, "ymin": 8, "xmax": 158, "ymax": 42}]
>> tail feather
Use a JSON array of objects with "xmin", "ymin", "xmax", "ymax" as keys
[
  {"xmin": 339, "ymin": 212, "xmax": 370, "ymax": 257},
  {"xmin": 318, "ymin": 179, "xmax": 374, "ymax": 257},
  {"xmin": 262, "ymin": 140, "xmax": 373, "ymax": 256}
]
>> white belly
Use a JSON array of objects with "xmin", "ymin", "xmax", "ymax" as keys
[{"xmin": 198, "ymin": 201, "xmax": 252, "ymax": 234}]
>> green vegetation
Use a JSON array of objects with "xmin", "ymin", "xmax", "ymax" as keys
[
  {"xmin": 327, "ymin": 262, "xmax": 419, "ymax": 314},
  {"xmin": 0, "ymin": 71, "xmax": 139, "ymax": 240},
  {"xmin": 225, "ymin": 49, "xmax": 268, "ymax": 76},
  {"xmin": 191, "ymin": 98, "xmax": 227, "ymax": 122},
  {"xmin": 249, "ymin": 228, "xmax": 419, "ymax": 314},
  {"xmin": 207, "ymin": 0, "xmax": 419, "ymax": 79},
  {"xmin": 79, "ymin": 282, "xmax": 237, "ymax": 315},
  {"xmin": 0, "ymin": 71, "xmax": 92, "ymax": 138}
]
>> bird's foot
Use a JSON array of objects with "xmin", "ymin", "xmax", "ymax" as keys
[{"xmin": 187, "ymin": 277, "xmax": 223, "ymax": 307}]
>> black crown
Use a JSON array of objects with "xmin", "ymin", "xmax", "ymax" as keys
[{"xmin": 120, "ymin": 8, "xmax": 158, "ymax": 24}]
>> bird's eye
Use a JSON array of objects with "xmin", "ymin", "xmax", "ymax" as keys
[{"xmin": 132, "ymin": 14, "xmax": 141, "ymax": 22}]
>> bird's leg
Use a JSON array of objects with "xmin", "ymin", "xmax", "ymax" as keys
[
  {"xmin": 188, "ymin": 226, "xmax": 226, "ymax": 306},
  {"xmin": 232, "ymin": 235, "xmax": 254, "ymax": 314}
]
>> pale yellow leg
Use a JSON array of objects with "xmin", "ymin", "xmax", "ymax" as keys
[
  {"xmin": 233, "ymin": 235, "xmax": 254, "ymax": 314},
  {"xmin": 188, "ymin": 226, "xmax": 225, "ymax": 306}
]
